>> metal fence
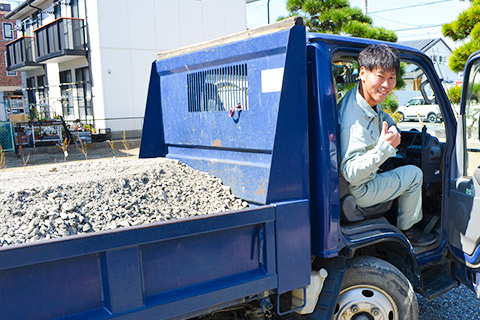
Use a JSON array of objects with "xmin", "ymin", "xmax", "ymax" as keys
[
  {"xmin": 63, "ymin": 117, "xmax": 144, "ymax": 141},
  {"xmin": 0, "ymin": 122, "xmax": 15, "ymax": 152}
]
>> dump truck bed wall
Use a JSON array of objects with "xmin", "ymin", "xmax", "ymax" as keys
[{"xmin": 140, "ymin": 22, "xmax": 309, "ymax": 206}]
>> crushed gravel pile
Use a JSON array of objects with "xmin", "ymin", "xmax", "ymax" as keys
[{"xmin": 0, "ymin": 157, "xmax": 248, "ymax": 247}]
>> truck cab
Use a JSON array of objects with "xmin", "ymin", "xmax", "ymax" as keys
[{"xmin": 305, "ymin": 28, "xmax": 480, "ymax": 319}]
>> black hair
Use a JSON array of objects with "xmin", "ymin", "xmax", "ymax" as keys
[{"xmin": 358, "ymin": 44, "xmax": 400, "ymax": 76}]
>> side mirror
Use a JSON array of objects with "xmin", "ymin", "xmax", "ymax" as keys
[{"xmin": 420, "ymin": 81, "xmax": 436, "ymax": 105}]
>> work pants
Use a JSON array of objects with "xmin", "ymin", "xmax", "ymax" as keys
[{"xmin": 349, "ymin": 165, "xmax": 423, "ymax": 230}]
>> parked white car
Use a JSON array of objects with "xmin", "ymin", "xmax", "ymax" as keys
[{"xmin": 396, "ymin": 97, "xmax": 442, "ymax": 123}]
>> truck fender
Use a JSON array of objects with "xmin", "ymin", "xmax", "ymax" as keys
[{"xmin": 340, "ymin": 220, "xmax": 421, "ymax": 290}]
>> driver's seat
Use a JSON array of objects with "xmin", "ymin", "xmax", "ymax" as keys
[{"xmin": 339, "ymin": 175, "xmax": 393, "ymax": 222}]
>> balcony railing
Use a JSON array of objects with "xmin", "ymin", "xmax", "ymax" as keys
[
  {"xmin": 34, "ymin": 17, "xmax": 86, "ymax": 63},
  {"xmin": 5, "ymin": 36, "xmax": 40, "ymax": 71}
]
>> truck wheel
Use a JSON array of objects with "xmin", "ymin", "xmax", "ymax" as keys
[
  {"xmin": 396, "ymin": 112, "xmax": 404, "ymax": 122},
  {"xmin": 332, "ymin": 256, "xmax": 418, "ymax": 320},
  {"xmin": 427, "ymin": 113, "xmax": 437, "ymax": 123}
]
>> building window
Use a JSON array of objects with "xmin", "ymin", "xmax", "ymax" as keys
[
  {"xmin": 54, "ymin": 3, "xmax": 62, "ymax": 19},
  {"xmin": 70, "ymin": 0, "xmax": 80, "ymax": 18},
  {"xmin": 3, "ymin": 23, "xmax": 13, "ymax": 40},
  {"xmin": 26, "ymin": 77, "xmax": 36, "ymax": 119},
  {"xmin": 60, "ymin": 70, "xmax": 74, "ymax": 116},
  {"xmin": 36, "ymin": 75, "xmax": 48, "ymax": 106},
  {"xmin": 4, "ymin": 54, "xmax": 16, "ymax": 76},
  {"xmin": 75, "ymin": 67, "xmax": 93, "ymax": 118}
]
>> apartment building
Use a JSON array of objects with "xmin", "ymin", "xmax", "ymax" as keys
[
  {"xmin": 5, "ymin": 0, "xmax": 247, "ymax": 137},
  {"xmin": 0, "ymin": 2, "xmax": 22, "ymax": 122}
]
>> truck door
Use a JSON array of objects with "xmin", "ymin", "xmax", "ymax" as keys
[{"xmin": 449, "ymin": 51, "xmax": 480, "ymax": 295}]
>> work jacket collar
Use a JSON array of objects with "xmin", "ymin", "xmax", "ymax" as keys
[{"xmin": 355, "ymin": 83, "xmax": 380, "ymax": 118}]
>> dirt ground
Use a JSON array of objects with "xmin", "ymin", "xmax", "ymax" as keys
[{"xmin": 2, "ymin": 139, "xmax": 141, "ymax": 170}]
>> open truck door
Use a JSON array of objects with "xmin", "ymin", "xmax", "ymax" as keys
[{"xmin": 449, "ymin": 50, "xmax": 480, "ymax": 297}]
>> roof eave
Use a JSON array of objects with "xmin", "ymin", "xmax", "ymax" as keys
[{"xmin": 5, "ymin": 0, "xmax": 50, "ymax": 20}]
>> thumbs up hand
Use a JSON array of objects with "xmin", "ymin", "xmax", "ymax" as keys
[{"xmin": 380, "ymin": 121, "xmax": 401, "ymax": 148}]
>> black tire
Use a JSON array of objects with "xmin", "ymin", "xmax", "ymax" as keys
[
  {"xmin": 332, "ymin": 256, "xmax": 418, "ymax": 320},
  {"xmin": 396, "ymin": 112, "xmax": 404, "ymax": 122},
  {"xmin": 427, "ymin": 113, "xmax": 437, "ymax": 123}
]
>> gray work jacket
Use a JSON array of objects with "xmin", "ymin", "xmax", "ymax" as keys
[{"xmin": 338, "ymin": 84, "xmax": 397, "ymax": 188}]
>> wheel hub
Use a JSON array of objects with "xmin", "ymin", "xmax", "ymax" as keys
[{"xmin": 335, "ymin": 285, "xmax": 397, "ymax": 320}]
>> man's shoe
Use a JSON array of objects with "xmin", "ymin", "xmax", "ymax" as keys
[{"xmin": 404, "ymin": 227, "xmax": 436, "ymax": 246}]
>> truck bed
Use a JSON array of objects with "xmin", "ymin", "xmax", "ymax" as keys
[{"xmin": 1, "ymin": 200, "xmax": 309, "ymax": 319}]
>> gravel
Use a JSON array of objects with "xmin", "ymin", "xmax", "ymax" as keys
[
  {"xmin": 0, "ymin": 157, "xmax": 247, "ymax": 247},
  {"xmin": 418, "ymin": 285, "xmax": 480, "ymax": 319}
]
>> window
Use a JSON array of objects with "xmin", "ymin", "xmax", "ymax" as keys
[
  {"xmin": 60, "ymin": 70, "xmax": 74, "ymax": 116},
  {"xmin": 75, "ymin": 67, "xmax": 93, "ymax": 118},
  {"xmin": 54, "ymin": 3, "xmax": 62, "ymax": 19},
  {"xmin": 70, "ymin": 0, "xmax": 79, "ymax": 18},
  {"xmin": 463, "ymin": 62, "xmax": 480, "ymax": 176},
  {"xmin": 4, "ymin": 54, "xmax": 16, "ymax": 76},
  {"xmin": 3, "ymin": 23, "xmax": 13, "ymax": 40},
  {"xmin": 332, "ymin": 54, "xmax": 445, "ymax": 138},
  {"xmin": 26, "ymin": 77, "xmax": 36, "ymax": 119},
  {"xmin": 36, "ymin": 75, "xmax": 47, "ymax": 107}
]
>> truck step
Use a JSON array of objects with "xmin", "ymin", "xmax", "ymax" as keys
[
  {"xmin": 423, "ymin": 276, "xmax": 458, "ymax": 301},
  {"xmin": 421, "ymin": 262, "xmax": 458, "ymax": 301}
]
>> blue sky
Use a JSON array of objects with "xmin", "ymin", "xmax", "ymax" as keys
[{"xmin": 246, "ymin": 0, "xmax": 471, "ymax": 48}]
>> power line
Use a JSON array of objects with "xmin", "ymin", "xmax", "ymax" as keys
[
  {"xmin": 369, "ymin": 0, "xmax": 454, "ymax": 14},
  {"xmin": 394, "ymin": 24, "xmax": 444, "ymax": 32},
  {"xmin": 373, "ymin": 15, "xmax": 418, "ymax": 28}
]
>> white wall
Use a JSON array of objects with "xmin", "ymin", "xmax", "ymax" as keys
[
  {"xmin": 426, "ymin": 42, "xmax": 458, "ymax": 83},
  {"xmin": 86, "ymin": 0, "xmax": 247, "ymax": 123}
]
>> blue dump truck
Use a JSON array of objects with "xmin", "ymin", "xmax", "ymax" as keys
[{"xmin": 4, "ymin": 16, "xmax": 480, "ymax": 320}]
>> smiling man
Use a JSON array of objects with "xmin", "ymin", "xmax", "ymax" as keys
[{"xmin": 338, "ymin": 44, "xmax": 435, "ymax": 246}]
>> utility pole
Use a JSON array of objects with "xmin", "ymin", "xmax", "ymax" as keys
[
  {"xmin": 267, "ymin": 0, "xmax": 270, "ymax": 24},
  {"xmin": 362, "ymin": 0, "xmax": 367, "ymax": 14}
]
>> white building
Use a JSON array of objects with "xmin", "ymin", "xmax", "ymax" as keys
[
  {"xmin": 6, "ymin": 0, "xmax": 247, "ymax": 138},
  {"xmin": 399, "ymin": 38, "xmax": 458, "ymax": 84}
]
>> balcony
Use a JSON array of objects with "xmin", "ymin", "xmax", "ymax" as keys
[
  {"xmin": 6, "ymin": 36, "xmax": 41, "ymax": 71},
  {"xmin": 34, "ymin": 17, "xmax": 87, "ymax": 64}
]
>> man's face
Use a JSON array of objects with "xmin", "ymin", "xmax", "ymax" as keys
[{"xmin": 359, "ymin": 66, "xmax": 397, "ymax": 107}]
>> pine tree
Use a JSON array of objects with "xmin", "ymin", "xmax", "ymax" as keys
[
  {"xmin": 442, "ymin": 0, "xmax": 480, "ymax": 72},
  {"xmin": 284, "ymin": 0, "xmax": 397, "ymax": 42}
]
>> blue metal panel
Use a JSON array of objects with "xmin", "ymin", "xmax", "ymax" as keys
[
  {"xmin": 140, "ymin": 25, "xmax": 308, "ymax": 206},
  {"xmin": 275, "ymin": 200, "xmax": 311, "ymax": 293},
  {"xmin": 0, "ymin": 206, "xmax": 278, "ymax": 319},
  {"xmin": 306, "ymin": 40, "xmax": 342, "ymax": 258},
  {"xmin": 0, "ymin": 254, "xmax": 103, "ymax": 320},
  {"xmin": 139, "ymin": 62, "xmax": 166, "ymax": 158},
  {"xmin": 265, "ymin": 25, "xmax": 309, "ymax": 204},
  {"xmin": 141, "ymin": 224, "xmax": 267, "ymax": 298},
  {"xmin": 103, "ymin": 248, "xmax": 143, "ymax": 314},
  {"xmin": 111, "ymin": 278, "xmax": 277, "ymax": 320}
]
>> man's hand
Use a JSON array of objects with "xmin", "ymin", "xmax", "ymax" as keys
[{"xmin": 381, "ymin": 121, "xmax": 401, "ymax": 148}]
